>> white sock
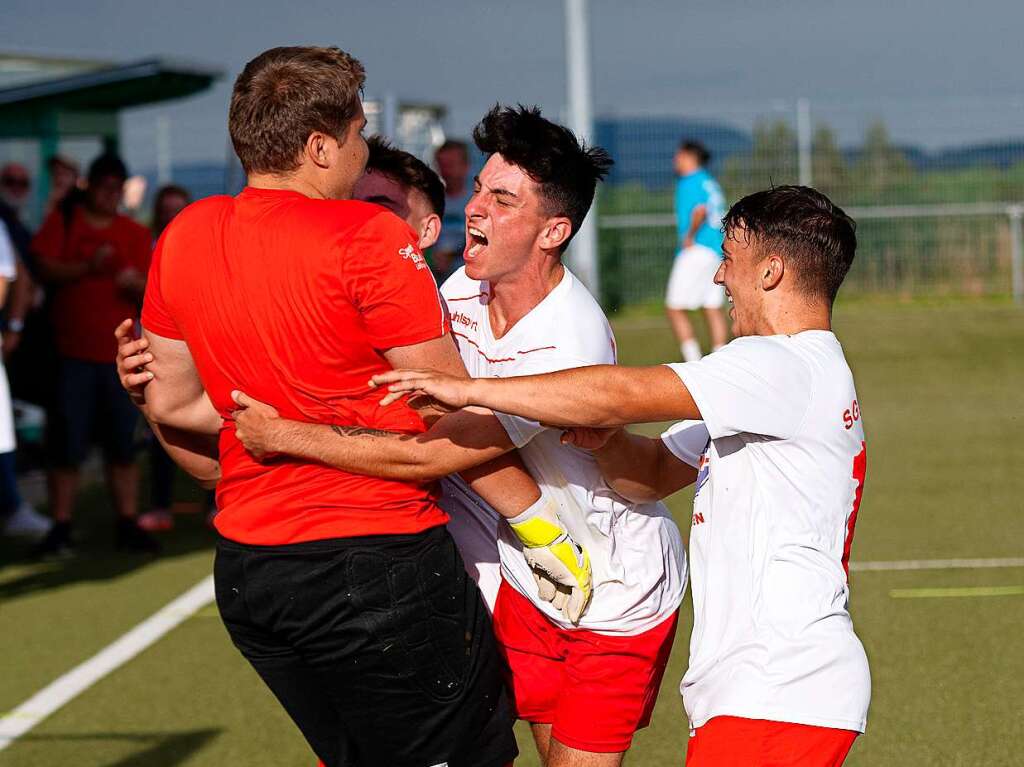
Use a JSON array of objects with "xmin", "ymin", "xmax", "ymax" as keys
[{"xmin": 681, "ymin": 339, "xmax": 702, "ymax": 362}]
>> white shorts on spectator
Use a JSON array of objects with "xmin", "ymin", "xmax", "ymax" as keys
[{"xmin": 665, "ymin": 244, "xmax": 725, "ymax": 311}]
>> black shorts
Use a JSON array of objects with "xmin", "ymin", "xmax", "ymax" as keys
[
  {"xmin": 48, "ymin": 357, "xmax": 139, "ymax": 467},
  {"xmin": 214, "ymin": 524, "xmax": 517, "ymax": 767}
]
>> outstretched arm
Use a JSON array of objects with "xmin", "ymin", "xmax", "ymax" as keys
[
  {"xmin": 232, "ymin": 393, "xmax": 517, "ymax": 483},
  {"xmin": 563, "ymin": 428, "xmax": 697, "ymax": 504},
  {"xmin": 372, "ymin": 364, "xmax": 702, "ymax": 428}
]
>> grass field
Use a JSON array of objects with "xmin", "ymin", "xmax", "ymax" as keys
[{"xmin": 2, "ymin": 299, "xmax": 1023, "ymax": 766}]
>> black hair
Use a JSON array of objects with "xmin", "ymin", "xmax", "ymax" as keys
[
  {"xmin": 679, "ymin": 139, "xmax": 710, "ymax": 167},
  {"xmin": 722, "ymin": 185, "xmax": 857, "ymax": 303},
  {"xmin": 367, "ymin": 136, "xmax": 445, "ymax": 217},
  {"xmin": 472, "ymin": 104, "xmax": 613, "ymax": 252},
  {"xmin": 87, "ymin": 153, "xmax": 128, "ymax": 184}
]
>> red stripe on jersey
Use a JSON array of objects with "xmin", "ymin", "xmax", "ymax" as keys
[
  {"xmin": 452, "ymin": 331, "xmax": 516, "ymax": 363},
  {"xmin": 842, "ymin": 442, "xmax": 867, "ymax": 579},
  {"xmin": 446, "ymin": 292, "xmax": 488, "ymax": 302},
  {"xmin": 452, "ymin": 331, "xmax": 559, "ymax": 365}
]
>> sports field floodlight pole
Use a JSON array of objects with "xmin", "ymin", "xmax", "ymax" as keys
[
  {"xmin": 797, "ymin": 97, "xmax": 813, "ymax": 187},
  {"xmin": 565, "ymin": 0, "xmax": 600, "ymax": 298}
]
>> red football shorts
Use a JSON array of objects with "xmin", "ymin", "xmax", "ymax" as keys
[
  {"xmin": 491, "ymin": 578, "xmax": 678, "ymax": 753},
  {"xmin": 685, "ymin": 715, "xmax": 858, "ymax": 766}
]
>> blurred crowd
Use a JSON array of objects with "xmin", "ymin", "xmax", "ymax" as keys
[
  {"xmin": 0, "ymin": 139, "xmax": 475, "ymax": 559},
  {"xmin": 0, "ymin": 152, "xmax": 200, "ymax": 557}
]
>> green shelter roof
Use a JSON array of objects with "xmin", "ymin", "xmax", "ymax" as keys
[{"xmin": 0, "ymin": 57, "xmax": 221, "ymax": 115}]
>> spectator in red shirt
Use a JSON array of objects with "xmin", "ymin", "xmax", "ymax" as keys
[
  {"xmin": 31, "ymin": 153, "xmax": 157, "ymax": 557},
  {"xmin": 117, "ymin": 46, "xmax": 536, "ymax": 767},
  {"xmin": 136, "ymin": 184, "xmax": 199, "ymax": 535}
]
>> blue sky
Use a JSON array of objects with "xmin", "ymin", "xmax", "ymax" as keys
[{"xmin": 3, "ymin": 0, "xmax": 1023, "ymax": 170}]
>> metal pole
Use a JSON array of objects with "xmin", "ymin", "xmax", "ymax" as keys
[
  {"xmin": 797, "ymin": 97, "xmax": 812, "ymax": 187},
  {"xmin": 565, "ymin": 0, "xmax": 600, "ymax": 297},
  {"xmin": 1010, "ymin": 206, "xmax": 1024, "ymax": 305},
  {"xmin": 382, "ymin": 92, "xmax": 398, "ymax": 144},
  {"xmin": 156, "ymin": 115, "xmax": 172, "ymax": 186}
]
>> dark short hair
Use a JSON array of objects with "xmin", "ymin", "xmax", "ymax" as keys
[
  {"xmin": 435, "ymin": 139, "xmax": 469, "ymax": 163},
  {"xmin": 679, "ymin": 139, "xmax": 710, "ymax": 166},
  {"xmin": 87, "ymin": 153, "xmax": 128, "ymax": 184},
  {"xmin": 229, "ymin": 46, "xmax": 365, "ymax": 175},
  {"xmin": 472, "ymin": 104, "xmax": 613, "ymax": 252},
  {"xmin": 366, "ymin": 136, "xmax": 445, "ymax": 217},
  {"xmin": 722, "ymin": 185, "xmax": 857, "ymax": 303},
  {"xmin": 155, "ymin": 183, "xmax": 191, "ymax": 207}
]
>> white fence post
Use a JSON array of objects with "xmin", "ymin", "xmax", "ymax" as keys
[
  {"xmin": 564, "ymin": 0, "xmax": 600, "ymax": 299},
  {"xmin": 797, "ymin": 97, "xmax": 812, "ymax": 188},
  {"xmin": 1010, "ymin": 205, "xmax": 1024, "ymax": 305}
]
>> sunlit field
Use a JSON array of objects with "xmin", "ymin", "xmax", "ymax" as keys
[{"xmin": 2, "ymin": 299, "xmax": 1022, "ymax": 767}]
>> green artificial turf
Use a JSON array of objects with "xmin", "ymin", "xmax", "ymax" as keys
[{"xmin": 2, "ymin": 299, "xmax": 1022, "ymax": 766}]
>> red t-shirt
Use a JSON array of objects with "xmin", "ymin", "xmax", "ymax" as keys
[
  {"xmin": 142, "ymin": 187, "xmax": 451, "ymax": 545},
  {"xmin": 32, "ymin": 208, "xmax": 151, "ymax": 362}
]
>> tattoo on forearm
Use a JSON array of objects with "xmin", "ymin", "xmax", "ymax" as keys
[{"xmin": 329, "ymin": 424, "xmax": 400, "ymax": 439}]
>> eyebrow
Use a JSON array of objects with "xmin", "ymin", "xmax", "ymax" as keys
[
  {"xmin": 363, "ymin": 194, "xmax": 400, "ymax": 205},
  {"xmin": 473, "ymin": 175, "xmax": 518, "ymax": 199}
]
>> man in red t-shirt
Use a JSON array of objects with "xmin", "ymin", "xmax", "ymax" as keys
[
  {"xmin": 32, "ymin": 153, "xmax": 157, "ymax": 557},
  {"xmin": 116, "ymin": 46, "xmax": 555, "ymax": 767}
]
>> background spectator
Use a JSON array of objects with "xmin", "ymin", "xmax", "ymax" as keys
[
  {"xmin": 0, "ymin": 163, "xmax": 38, "ymax": 361},
  {"xmin": 137, "ymin": 184, "xmax": 191, "ymax": 534},
  {"xmin": 30, "ymin": 153, "xmax": 157, "ymax": 557},
  {"xmin": 43, "ymin": 155, "xmax": 81, "ymax": 221},
  {"xmin": 431, "ymin": 139, "xmax": 472, "ymax": 281},
  {"xmin": 0, "ymin": 220, "xmax": 51, "ymax": 539}
]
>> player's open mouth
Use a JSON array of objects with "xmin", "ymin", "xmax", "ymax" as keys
[{"xmin": 466, "ymin": 226, "xmax": 489, "ymax": 258}]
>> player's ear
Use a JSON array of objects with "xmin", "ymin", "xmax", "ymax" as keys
[
  {"xmin": 305, "ymin": 131, "xmax": 334, "ymax": 170},
  {"xmin": 418, "ymin": 213, "xmax": 441, "ymax": 250},
  {"xmin": 763, "ymin": 253, "xmax": 785, "ymax": 291},
  {"xmin": 540, "ymin": 217, "xmax": 572, "ymax": 252}
]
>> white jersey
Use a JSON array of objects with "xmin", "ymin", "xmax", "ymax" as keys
[
  {"xmin": 439, "ymin": 266, "xmax": 687, "ymax": 634},
  {"xmin": 0, "ymin": 222, "xmax": 18, "ymax": 454},
  {"xmin": 662, "ymin": 331, "xmax": 870, "ymax": 733}
]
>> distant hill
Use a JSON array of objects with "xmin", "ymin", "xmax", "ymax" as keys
[
  {"xmin": 595, "ymin": 117, "xmax": 751, "ymax": 187},
  {"xmin": 850, "ymin": 141, "xmax": 1024, "ymax": 171},
  {"xmin": 136, "ymin": 134, "xmax": 1024, "ymax": 205}
]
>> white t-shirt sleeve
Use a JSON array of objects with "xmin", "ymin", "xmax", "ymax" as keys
[
  {"xmin": 666, "ymin": 337, "xmax": 813, "ymax": 440},
  {"xmin": 0, "ymin": 221, "xmax": 18, "ymax": 280},
  {"xmin": 660, "ymin": 420, "xmax": 711, "ymax": 467}
]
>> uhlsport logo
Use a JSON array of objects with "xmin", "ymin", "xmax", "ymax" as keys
[
  {"xmin": 450, "ymin": 309, "xmax": 479, "ymax": 332},
  {"xmin": 399, "ymin": 243, "xmax": 428, "ymax": 270}
]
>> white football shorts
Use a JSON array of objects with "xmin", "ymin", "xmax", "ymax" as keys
[{"xmin": 665, "ymin": 244, "xmax": 726, "ymax": 310}]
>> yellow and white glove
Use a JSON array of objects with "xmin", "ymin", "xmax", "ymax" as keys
[{"xmin": 508, "ymin": 496, "xmax": 593, "ymax": 625}]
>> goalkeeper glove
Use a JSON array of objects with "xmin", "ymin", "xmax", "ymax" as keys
[{"xmin": 507, "ymin": 495, "xmax": 593, "ymax": 625}]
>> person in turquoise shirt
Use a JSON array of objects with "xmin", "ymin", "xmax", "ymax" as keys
[{"xmin": 665, "ymin": 140, "xmax": 729, "ymax": 361}]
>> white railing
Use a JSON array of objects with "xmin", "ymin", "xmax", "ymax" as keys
[{"xmin": 599, "ymin": 202, "xmax": 1024, "ymax": 304}]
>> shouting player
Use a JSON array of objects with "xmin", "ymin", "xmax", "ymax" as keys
[
  {"xmin": 113, "ymin": 47, "xmax": 592, "ymax": 767},
  {"xmin": 221, "ymin": 106, "xmax": 688, "ymax": 767},
  {"xmin": 375, "ymin": 185, "xmax": 872, "ymax": 767}
]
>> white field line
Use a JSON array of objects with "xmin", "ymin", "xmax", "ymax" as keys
[
  {"xmin": 849, "ymin": 557, "xmax": 1024, "ymax": 572},
  {"xmin": 0, "ymin": 574, "xmax": 215, "ymax": 751}
]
